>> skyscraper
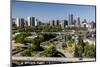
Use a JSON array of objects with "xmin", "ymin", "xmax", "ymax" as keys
[
  {"xmin": 27, "ymin": 16, "xmax": 35, "ymax": 27},
  {"xmin": 16, "ymin": 17, "xmax": 25, "ymax": 28},
  {"xmin": 68, "ymin": 14, "xmax": 73, "ymax": 25},
  {"xmin": 49, "ymin": 20, "xmax": 55, "ymax": 26},
  {"xmin": 75, "ymin": 17, "xmax": 81, "ymax": 27},
  {"xmin": 12, "ymin": 18, "xmax": 16, "ymax": 26},
  {"xmin": 35, "ymin": 19, "xmax": 38, "ymax": 26},
  {"xmin": 55, "ymin": 20, "xmax": 60, "ymax": 26},
  {"xmin": 61, "ymin": 20, "xmax": 68, "ymax": 29},
  {"xmin": 24, "ymin": 20, "xmax": 28, "ymax": 27},
  {"xmin": 73, "ymin": 19, "xmax": 76, "ymax": 25}
]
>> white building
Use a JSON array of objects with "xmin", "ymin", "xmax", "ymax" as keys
[
  {"xmin": 16, "ymin": 17, "xmax": 25, "ymax": 27},
  {"xmin": 81, "ymin": 19, "xmax": 88, "ymax": 28},
  {"xmin": 27, "ymin": 16, "xmax": 35, "ymax": 27}
]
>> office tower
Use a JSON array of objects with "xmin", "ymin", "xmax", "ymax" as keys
[
  {"xmin": 38, "ymin": 21, "xmax": 42, "ymax": 25},
  {"xmin": 55, "ymin": 20, "xmax": 60, "ymax": 26},
  {"xmin": 27, "ymin": 16, "xmax": 35, "ymax": 27},
  {"xmin": 61, "ymin": 20, "xmax": 68, "ymax": 29},
  {"xmin": 12, "ymin": 18, "xmax": 16, "ymax": 26},
  {"xmin": 68, "ymin": 14, "xmax": 73, "ymax": 25},
  {"xmin": 16, "ymin": 17, "xmax": 25, "ymax": 28},
  {"xmin": 73, "ymin": 19, "xmax": 76, "ymax": 25},
  {"xmin": 35, "ymin": 19, "xmax": 38, "ymax": 26},
  {"xmin": 50, "ymin": 20, "xmax": 55, "ymax": 26},
  {"xmin": 24, "ymin": 20, "xmax": 28, "ymax": 27},
  {"xmin": 75, "ymin": 17, "xmax": 81, "ymax": 27}
]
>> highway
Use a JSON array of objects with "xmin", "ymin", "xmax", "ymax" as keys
[
  {"xmin": 12, "ymin": 56, "xmax": 95, "ymax": 62},
  {"xmin": 12, "ymin": 31, "xmax": 96, "ymax": 62}
]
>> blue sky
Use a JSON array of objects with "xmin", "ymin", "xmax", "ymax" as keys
[{"xmin": 12, "ymin": 1, "xmax": 96, "ymax": 22}]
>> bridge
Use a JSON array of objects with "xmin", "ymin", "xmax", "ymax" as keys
[{"xmin": 40, "ymin": 34, "xmax": 65, "ymax": 45}]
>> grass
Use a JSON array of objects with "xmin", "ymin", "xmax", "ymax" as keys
[
  {"xmin": 12, "ymin": 40, "xmax": 23, "ymax": 49},
  {"xmin": 62, "ymin": 41, "xmax": 75, "ymax": 53},
  {"xmin": 43, "ymin": 42, "xmax": 54, "ymax": 49},
  {"xmin": 31, "ymin": 51, "xmax": 39, "ymax": 56}
]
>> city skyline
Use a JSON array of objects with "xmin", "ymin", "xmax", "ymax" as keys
[{"xmin": 12, "ymin": 1, "xmax": 96, "ymax": 23}]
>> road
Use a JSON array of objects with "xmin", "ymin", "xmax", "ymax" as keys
[
  {"xmin": 57, "ymin": 49, "xmax": 74, "ymax": 58},
  {"xmin": 34, "ymin": 51, "xmax": 44, "ymax": 57},
  {"xmin": 12, "ymin": 56, "xmax": 95, "ymax": 62}
]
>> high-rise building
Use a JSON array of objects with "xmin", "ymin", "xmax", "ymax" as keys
[
  {"xmin": 61, "ymin": 20, "xmax": 68, "ymax": 28},
  {"xmin": 16, "ymin": 17, "xmax": 25, "ymax": 28},
  {"xmin": 49, "ymin": 20, "xmax": 55, "ymax": 26},
  {"xmin": 55, "ymin": 20, "xmax": 60, "ymax": 26},
  {"xmin": 12, "ymin": 18, "xmax": 16, "ymax": 26},
  {"xmin": 68, "ymin": 14, "xmax": 73, "ymax": 25},
  {"xmin": 35, "ymin": 19, "xmax": 38, "ymax": 26},
  {"xmin": 75, "ymin": 17, "xmax": 81, "ymax": 27},
  {"xmin": 27, "ymin": 16, "xmax": 35, "ymax": 27},
  {"xmin": 24, "ymin": 20, "xmax": 28, "ymax": 27},
  {"xmin": 73, "ymin": 19, "xmax": 76, "ymax": 25}
]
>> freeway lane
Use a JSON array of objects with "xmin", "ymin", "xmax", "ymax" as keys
[{"xmin": 12, "ymin": 56, "xmax": 95, "ymax": 62}]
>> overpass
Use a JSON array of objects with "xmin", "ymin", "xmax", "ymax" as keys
[{"xmin": 40, "ymin": 34, "xmax": 65, "ymax": 45}]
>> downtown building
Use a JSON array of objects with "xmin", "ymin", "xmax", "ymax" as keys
[
  {"xmin": 61, "ymin": 20, "xmax": 68, "ymax": 29},
  {"xmin": 27, "ymin": 16, "xmax": 36, "ymax": 27},
  {"xmin": 49, "ymin": 19, "xmax": 61, "ymax": 26},
  {"xmin": 16, "ymin": 17, "xmax": 25, "ymax": 28},
  {"xmin": 49, "ymin": 20, "xmax": 55, "ymax": 26},
  {"xmin": 55, "ymin": 20, "xmax": 60, "ymax": 26},
  {"xmin": 35, "ymin": 19, "xmax": 42, "ymax": 26},
  {"xmin": 12, "ymin": 18, "xmax": 16, "ymax": 26},
  {"xmin": 68, "ymin": 14, "xmax": 73, "ymax": 26},
  {"xmin": 81, "ymin": 19, "xmax": 88, "ymax": 28},
  {"xmin": 75, "ymin": 17, "xmax": 81, "ymax": 27}
]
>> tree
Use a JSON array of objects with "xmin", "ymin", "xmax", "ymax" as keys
[
  {"xmin": 84, "ymin": 44, "xmax": 96, "ymax": 58},
  {"xmin": 14, "ymin": 32, "xmax": 31, "ymax": 44},
  {"xmin": 74, "ymin": 36, "xmax": 85, "ymax": 57},
  {"xmin": 31, "ymin": 36, "xmax": 44, "ymax": 51},
  {"xmin": 74, "ymin": 45, "xmax": 79, "ymax": 57},
  {"xmin": 77, "ymin": 36, "xmax": 85, "ymax": 52},
  {"xmin": 14, "ymin": 34, "xmax": 25, "ymax": 44},
  {"xmin": 62, "ymin": 42, "xmax": 67, "ymax": 49},
  {"xmin": 42, "ymin": 33, "xmax": 56, "ymax": 41},
  {"xmin": 21, "ymin": 49, "xmax": 31, "ymax": 56},
  {"xmin": 43, "ymin": 46, "xmax": 58, "ymax": 57},
  {"xmin": 74, "ymin": 45, "xmax": 83, "ymax": 57},
  {"xmin": 24, "ymin": 38, "xmax": 33, "ymax": 43},
  {"xmin": 67, "ymin": 35, "xmax": 72, "ymax": 41}
]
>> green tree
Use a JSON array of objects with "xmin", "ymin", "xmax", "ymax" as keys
[
  {"xmin": 24, "ymin": 38, "xmax": 33, "ymax": 43},
  {"xmin": 43, "ymin": 46, "xmax": 58, "ymax": 57},
  {"xmin": 21, "ymin": 49, "xmax": 31, "ymax": 56},
  {"xmin": 74, "ymin": 36, "xmax": 85, "ymax": 57},
  {"xmin": 14, "ymin": 32, "xmax": 31, "ymax": 44},
  {"xmin": 74, "ymin": 45, "xmax": 83, "ymax": 57},
  {"xmin": 67, "ymin": 35, "xmax": 72, "ymax": 41},
  {"xmin": 62, "ymin": 42, "xmax": 67, "ymax": 49},
  {"xmin": 77, "ymin": 36, "xmax": 85, "ymax": 52},
  {"xmin": 84, "ymin": 44, "xmax": 96, "ymax": 58},
  {"xmin": 14, "ymin": 34, "xmax": 25, "ymax": 44}
]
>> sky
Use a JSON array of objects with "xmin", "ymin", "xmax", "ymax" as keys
[{"xmin": 12, "ymin": 1, "xmax": 96, "ymax": 23}]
